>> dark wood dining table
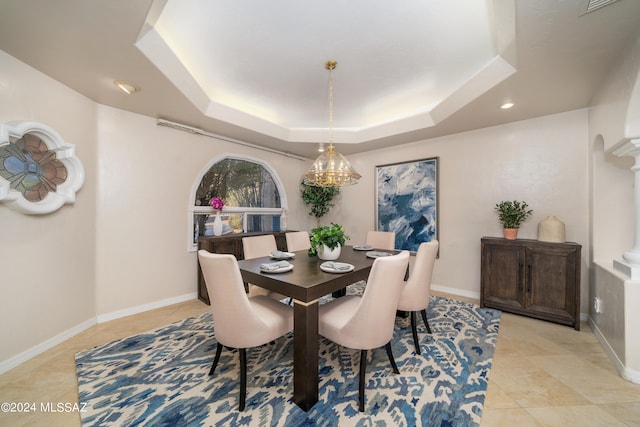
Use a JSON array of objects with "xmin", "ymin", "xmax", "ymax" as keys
[{"xmin": 236, "ymin": 245, "xmax": 378, "ymax": 411}]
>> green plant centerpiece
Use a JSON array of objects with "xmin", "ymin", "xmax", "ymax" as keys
[
  {"xmin": 309, "ymin": 223, "xmax": 350, "ymax": 259},
  {"xmin": 300, "ymin": 181, "xmax": 340, "ymax": 227},
  {"xmin": 494, "ymin": 200, "xmax": 533, "ymax": 239}
]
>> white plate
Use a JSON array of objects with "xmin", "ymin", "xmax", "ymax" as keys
[
  {"xmin": 270, "ymin": 251, "xmax": 296, "ymax": 260},
  {"xmin": 353, "ymin": 244, "xmax": 374, "ymax": 251},
  {"xmin": 260, "ymin": 264, "xmax": 294, "ymax": 274},
  {"xmin": 366, "ymin": 251, "xmax": 392, "ymax": 258},
  {"xmin": 320, "ymin": 262, "xmax": 355, "ymax": 273}
]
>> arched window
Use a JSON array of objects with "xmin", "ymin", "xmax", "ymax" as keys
[{"xmin": 189, "ymin": 155, "xmax": 287, "ymax": 250}]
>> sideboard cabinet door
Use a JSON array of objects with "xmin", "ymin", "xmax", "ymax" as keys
[
  {"xmin": 481, "ymin": 240, "xmax": 525, "ymax": 311},
  {"xmin": 481, "ymin": 237, "xmax": 581, "ymax": 330}
]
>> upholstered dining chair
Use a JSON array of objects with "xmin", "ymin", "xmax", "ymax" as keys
[
  {"xmin": 318, "ymin": 250, "xmax": 410, "ymax": 412},
  {"xmin": 365, "ymin": 230, "xmax": 396, "ymax": 250},
  {"xmin": 198, "ymin": 250, "xmax": 293, "ymax": 411},
  {"xmin": 397, "ymin": 240, "xmax": 439, "ymax": 355},
  {"xmin": 242, "ymin": 235, "xmax": 286, "ymax": 300},
  {"xmin": 285, "ymin": 231, "xmax": 311, "ymax": 252}
]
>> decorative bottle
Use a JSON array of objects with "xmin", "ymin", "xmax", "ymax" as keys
[{"xmin": 213, "ymin": 211, "xmax": 223, "ymax": 236}]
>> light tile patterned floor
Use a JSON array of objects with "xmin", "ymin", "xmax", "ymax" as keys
[{"xmin": 1, "ymin": 292, "xmax": 639, "ymax": 426}]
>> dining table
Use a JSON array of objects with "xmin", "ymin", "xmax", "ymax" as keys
[{"xmin": 237, "ymin": 245, "xmax": 386, "ymax": 411}]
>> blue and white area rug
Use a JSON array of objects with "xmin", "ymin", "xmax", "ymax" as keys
[{"xmin": 76, "ymin": 285, "xmax": 501, "ymax": 426}]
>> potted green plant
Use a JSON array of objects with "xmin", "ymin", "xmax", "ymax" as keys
[
  {"xmin": 309, "ymin": 223, "xmax": 349, "ymax": 259},
  {"xmin": 300, "ymin": 182, "xmax": 340, "ymax": 227},
  {"xmin": 494, "ymin": 200, "xmax": 533, "ymax": 240}
]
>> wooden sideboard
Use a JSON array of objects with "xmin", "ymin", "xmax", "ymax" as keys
[
  {"xmin": 197, "ymin": 231, "xmax": 289, "ymax": 304},
  {"xmin": 480, "ymin": 237, "xmax": 581, "ymax": 330}
]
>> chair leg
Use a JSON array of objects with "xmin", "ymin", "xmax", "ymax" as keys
[
  {"xmin": 385, "ymin": 342, "xmax": 400, "ymax": 374},
  {"xmin": 410, "ymin": 311, "xmax": 421, "ymax": 355},
  {"xmin": 420, "ymin": 309, "xmax": 432, "ymax": 334},
  {"xmin": 358, "ymin": 349, "xmax": 367, "ymax": 412},
  {"xmin": 209, "ymin": 342, "xmax": 223, "ymax": 376},
  {"xmin": 239, "ymin": 348, "xmax": 247, "ymax": 411}
]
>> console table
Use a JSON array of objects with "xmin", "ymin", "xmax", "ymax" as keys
[{"xmin": 196, "ymin": 231, "xmax": 289, "ymax": 304}]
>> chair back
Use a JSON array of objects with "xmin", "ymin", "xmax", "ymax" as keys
[
  {"xmin": 342, "ymin": 251, "xmax": 410, "ymax": 349},
  {"xmin": 401, "ymin": 241, "xmax": 438, "ymax": 310},
  {"xmin": 242, "ymin": 234, "xmax": 277, "ymax": 259},
  {"xmin": 365, "ymin": 230, "xmax": 396, "ymax": 250},
  {"xmin": 198, "ymin": 250, "xmax": 277, "ymax": 347},
  {"xmin": 286, "ymin": 231, "xmax": 311, "ymax": 252}
]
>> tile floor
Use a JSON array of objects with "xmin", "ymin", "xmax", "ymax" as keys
[{"xmin": 1, "ymin": 293, "xmax": 639, "ymax": 426}]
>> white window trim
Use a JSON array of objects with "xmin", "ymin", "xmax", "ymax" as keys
[{"xmin": 187, "ymin": 153, "xmax": 289, "ymax": 251}]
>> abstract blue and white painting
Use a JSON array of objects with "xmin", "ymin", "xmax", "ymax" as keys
[{"xmin": 376, "ymin": 157, "xmax": 438, "ymax": 252}]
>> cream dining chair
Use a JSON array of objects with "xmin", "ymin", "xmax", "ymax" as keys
[
  {"xmin": 318, "ymin": 250, "xmax": 410, "ymax": 412},
  {"xmin": 198, "ymin": 250, "xmax": 293, "ymax": 411},
  {"xmin": 397, "ymin": 240, "xmax": 439, "ymax": 355},
  {"xmin": 365, "ymin": 230, "xmax": 396, "ymax": 250},
  {"xmin": 285, "ymin": 231, "xmax": 311, "ymax": 252},
  {"xmin": 242, "ymin": 235, "xmax": 286, "ymax": 300}
]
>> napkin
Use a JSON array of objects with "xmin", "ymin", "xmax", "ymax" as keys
[
  {"xmin": 322, "ymin": 261, "xmax": 352, "ymax": 271},
  {"xmin": 368, "ymin": 251, "xmax": 391, "ymax": 257},
  {"xmin": 260, "ymin": 260, "xmax": 290, "ymax": 271},
  {"xmin": 270, "ymin": 250, "xmax": 292, "ymax": 259}
]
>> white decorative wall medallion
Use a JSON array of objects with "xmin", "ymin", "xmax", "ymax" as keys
[{"xmin": 0, "ymin": 121, "xmax": 85, "ymax": 214}]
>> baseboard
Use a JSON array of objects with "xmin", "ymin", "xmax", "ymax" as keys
[
  {"xmin": 1, "ymin": 292, "xmax": 200, "ymax": 375},
  {"xmin": 96, "ymin": 292, "xmax": 199, "ymax": 323},
  {"xmin": 431, "ymin": 283, "xmax": 480, "ymax": 301},
  {"xmin": 0, "ymin": 317, "xmax": 96, "ymax": 375},
  {"xmin": 588, "ymin": 316, "xmax": 640, "ymax": 385}
]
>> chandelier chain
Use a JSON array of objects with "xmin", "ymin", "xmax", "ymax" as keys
[{"xmin": 328, "ymin": 65, "xmax": 333, "ymax": 147}]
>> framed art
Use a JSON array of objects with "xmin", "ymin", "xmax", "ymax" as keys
[
  {"xmin": 0, "ymin": 121, "xmax": 84, "ymax": 215},
  {"xmin": 375, "ymin": 157, "xmax": 438, "ymax": 252}
]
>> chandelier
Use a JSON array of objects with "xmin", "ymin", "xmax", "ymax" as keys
[{"xmin": 304, "ymin": 60, "xmax": 361, "ymax": 187}]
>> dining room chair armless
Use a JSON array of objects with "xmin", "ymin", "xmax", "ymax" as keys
[
  {"xmin": 285, "ymin": 231, "xmax": 311, "ymax": 252},
  {"xmin": 318, "ymin": 250, "xmax": 410, "ymax": 412},
  {"xmin": 397, "ymin": 240, "xmax": 439, "ymax": 355},
  {"xmin": 365, "ymin": 230, "xmax": 396, "ymax": 250},
  {"xmin": 198, "ymin": 250, "xmax": 294, "ymax": 411},
  {"xmin": 242, "ymin": 234, "xmax": 288, "ymax": 301}
]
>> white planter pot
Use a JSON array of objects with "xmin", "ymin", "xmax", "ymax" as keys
[{"xmin": 318, "ymin": 244, "xmax": 341, "ymax": 260}]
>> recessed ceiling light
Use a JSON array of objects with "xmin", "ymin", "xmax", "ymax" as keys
[
  {"xmin": 114, "ymin": 80, "xmax": 139, "ymax": 95},
  {"xmin": 500, "ymin": 102, "xmax": 514, "ymax": 109}
]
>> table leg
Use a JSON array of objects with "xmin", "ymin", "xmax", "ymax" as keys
[
  {"xmin": 331, "ymin": 289, "xmax": 346, "ymax": 298},
  {"xmin": 293, "ymin": 299, "xmax": 319, "ymax": 411}
]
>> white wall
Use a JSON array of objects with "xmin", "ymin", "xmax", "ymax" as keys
[
  {"xmin": 0, "ymin": 50, "xmax": 97, "ymax": 367},
  {"xmin": 94, "ymin": 105, "xmax": 312, "ymax": 316},
  {"xmin": 0, "ymin": 49, "xmax": 312, "ymax": 371},
  {"xmin": 590, "ymin": 35, "xmax": 640, "ymax": 152},
  {"xmin": 590, "ymin": 33, "xmax": 640, "ymax": 263},
  {"xmin": 324, "ymin": 110, "xmax": 590, "ymax": 307}
]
